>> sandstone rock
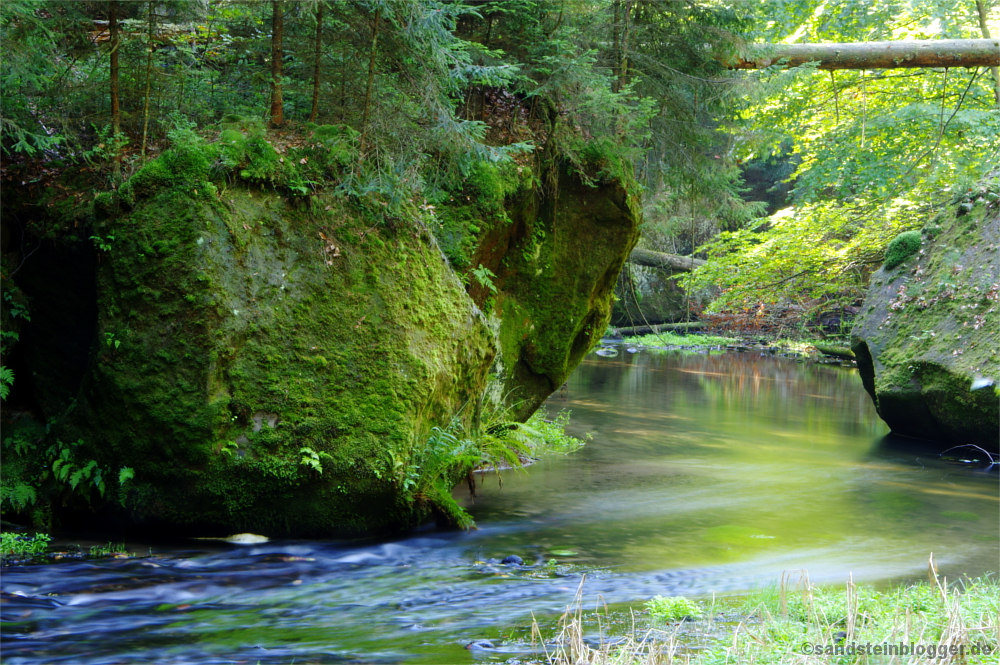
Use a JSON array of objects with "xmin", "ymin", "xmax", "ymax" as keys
[{"xmin": 852, "ymin": 178, "xmax": 1000, "ymax": 452}]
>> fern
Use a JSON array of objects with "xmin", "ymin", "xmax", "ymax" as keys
[
  {"xmin": 1, "ymin": 481, "xmax": 38, "ymax": 511},
  {"xmin": 0, "ymin": 366, "xmax": 13, "ymax": 399}
]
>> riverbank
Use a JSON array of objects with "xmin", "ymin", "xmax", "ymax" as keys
[
  {"xmin": 535, "ymin": 569, "xmax": 999, "ymax": 664},
  {"xmin": 601, "ymin": 329, "xmax": 857, "ymax": 367}
]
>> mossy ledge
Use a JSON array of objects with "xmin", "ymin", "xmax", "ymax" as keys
[{"xmin": 851, "ymin": 176, "xmax": 1000, "ymax": 452}]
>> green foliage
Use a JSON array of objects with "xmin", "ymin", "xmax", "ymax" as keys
[
  {"xmin": 104, "ymin": 332, "xmax": 121, "ymax": 350},
  {"xmin": 688, "ymin": 196, "xmax": 926, "ymax": 315},
  {"xmin": 397, "ymin": 406, "xmax": 586, "ymax": 529},
  {"xmin": 0, "ymin": 532, "xmax": 51, "ymax": 558},
  {"xmin": 692, "ymin": 1, "xmax": 1000, "ymax": 317},
  {"xmin": 1, "ymin": 480, "xmax": 36, "ymax": 513},
  {"xmin": 51, "ymin": 441, "xmax": 108, "ymax": 498},
  {"xmin": 471, "ymin": 264, "xmax": 498, "ymax": 294},
  {"xmin": 523, "ymin": 409, "xmax": 590, "ymax": 455},
  {"xmin": 299, "ymin": 447, "xmax": 333, "ymax": 474},
  {"xmin": 90, "ymin": 235, "xmax": 116, "ymax": 253},
  {"xmin": 117, "ymin": 467, "xmax": 135, "ymax": 485},
  {"xmin": 645, "ymin": 595, "xmax": 701, "ymax": 622},
  {"xmin": 401, "ymin": 424, "xmax": 480, "ymax": 528},
  {"xmin": 1, "ymin": 280, "xmax": 30, "ymax": 399},
  {"xmin": 88, "ymin": 542, "xmax": 126, "ymax": 558},
  {"xmin": 0, "ymin": 366, "xmax": 13, "ymax": 400},
  {"xmin": 883, "ymin": 230, "xmax": 923, "ymax": 269}
]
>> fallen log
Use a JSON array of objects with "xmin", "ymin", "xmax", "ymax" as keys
[
  {"xmin": 729, "ymin": 39, "xmax": 1000, "ymax": 70},
  {"xmin": 611, "ymin": 322, "xmax": 706, "ymax": 336},
  {"xmin": 813, "ymin": 343, "xmax": 856, "ymax": 360},
  {"xmin": 628, "ymin": 248, "xmax": 706, "ymax": 272}
]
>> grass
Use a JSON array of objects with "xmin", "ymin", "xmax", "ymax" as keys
[
  {"xmin": 533, "ymin": 564, "xmax": 999, "ymax": 664},
  {"xmin": 88, "ymin": 541, "xmax": 128, "ymax": 557}
]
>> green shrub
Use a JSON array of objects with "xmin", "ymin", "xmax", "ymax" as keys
[
  {"xmin": 1, "ymin": 532, "xmax": 51, "ymax": 559},
  {"xmin": 646, "ymin": 595, "xmax": 701, "ymax": 621},
  {"xmin": 883, "ymin": 230, "xmax": 922, "ymax": 269}
]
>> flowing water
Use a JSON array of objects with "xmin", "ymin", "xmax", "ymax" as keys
[{"xmin": 3, "ymin": 349, "xmax": 997, "ymax": 664}]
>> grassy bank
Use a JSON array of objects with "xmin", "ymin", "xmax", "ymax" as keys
[
  {"xmin": 536, "ymin": 568, "xmax": 999, "ymax": 664},
  {"xmin": 607, "ymin": 329, "xmax": 855, "ymax": 363}
]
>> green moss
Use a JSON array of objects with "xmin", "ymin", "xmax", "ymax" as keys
[
  {"xmin": 120, "ymin": 138, "xmax": 215, "ymax": 205},
  {"xmin": 883, "ymin": 230, "xmax": 922, "ymax": 269},
  {"xmin": 432, "ymin": 160, "xmax": 527, "ymax": 269},
  {"xmin": 218, "ymin": 129, "xmax": 247, "ymax": 169},
  {"xmin": 488, "ymin": 162, "xmax": 641, "ymax": 419},
  {"xmin": 62, "ymin": 186, "xmax": 496, "ymax": 535}
]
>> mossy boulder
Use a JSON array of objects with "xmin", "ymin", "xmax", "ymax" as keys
[
  {"xmin": 62, "ymin": 186, "xmax": 495, "ymax": 536},
  {"xmin": 851, "ymin": 178, "xmax": 1000, "ymax": 452},
  {"xmin": 5, "ymin": 122, "xmax": 643, "ymax": 535}
]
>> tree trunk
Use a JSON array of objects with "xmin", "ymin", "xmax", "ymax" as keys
[
  {"xmin": 729, "ymin": 39, "xmax": 1000, "ymax": 70},
  {"xmin": 269, "ymin": 0, "xmax": 285, "ymax": 128},
  {"xmin": 975, "ymin": 1, "xmax": 1000, "ymax": 106},
  {"xmin": 109, "ymin": 0, "xmax": 121, "ymax": 136},
  {"xmin": 628, "ymin": 248, "xmax": 706, "ymax": 272},
  {"xmin": 141, "ymin": 0, "xmax": 154, "ymax": 159},
  {"xmin": 618, "ymin": 0, "xmax": 631, "ymax": 92},
  {"xmin": 611, "ymin": 0, "xmax": 621, "ymax": 93},
  {"xmin": 309, "ymin": 2, "xmax": 323, "ymax": 122},
  {"xmin": 611, "ymin": 322, "xmax": 706, "ymax": 336},
  {"xmin": 360, "ymin": 5, "xmax": 382, "ymax": 149}
]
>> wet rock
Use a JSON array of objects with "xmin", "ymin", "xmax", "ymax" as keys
[{"xmin": 500, "ymin": 555, "xmax": 523, "ymax": 565}]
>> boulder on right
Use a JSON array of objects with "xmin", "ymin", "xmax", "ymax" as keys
[{"xmin": 852, "ymin": 176, "xmax": 999, "ymax": 452}]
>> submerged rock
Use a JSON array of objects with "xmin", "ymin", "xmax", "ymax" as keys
[{"xmin": 851, "ymin": 177, "xmax": 1000, "ymax": 452}]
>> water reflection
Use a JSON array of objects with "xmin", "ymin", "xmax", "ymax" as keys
[
  {"xmin": 461, "ymin": 350, "xmax": 998, "ymax": 583},
  {"xmin": 1, "ymin": 350, "xmax": 996, "ymax": 664}
]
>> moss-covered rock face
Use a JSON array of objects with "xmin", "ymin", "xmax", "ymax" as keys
[
  {"xmin": 470, "ymin": 165, "xmax": 641, "ymax": 420},
  {"xmin": 69, "ymin": 187, "xmax": 495, "ymax": 535},
  {"xmin": 851, "ymin": 179, "xmax": 1000, "ymax": 452}
]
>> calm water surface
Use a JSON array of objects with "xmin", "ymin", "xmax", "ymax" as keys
[{"xmin": 3, "ymin": 349, "xmax": 997, "ymax": 664}]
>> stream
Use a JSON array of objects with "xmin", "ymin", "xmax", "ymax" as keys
[{"xmin": 2, "ymin": 348, "xmax": 997, "ymax": 664}]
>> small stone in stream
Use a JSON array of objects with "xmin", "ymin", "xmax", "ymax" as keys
[
  {"xmin": 466, "ymin": 639, "xmax": 495, "ymax": 650},
  {"xmin": 501, "ymin": 555, "xmax": 523, "ymax": 565}
]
